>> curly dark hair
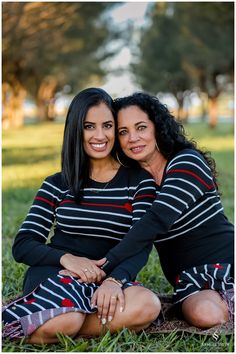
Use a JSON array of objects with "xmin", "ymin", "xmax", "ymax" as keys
[{"xmin": 114, "ymin": 92, "xmax": 218, "ymax": 186}]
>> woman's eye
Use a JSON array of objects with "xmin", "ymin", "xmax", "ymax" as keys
[
  {"xmin": 104, "ymin": 123, "xmax": 113, "ymax": 129},
  {"xmin": 84, "ymin": 124, "xmax": 94, "ymax": 130},
  {"xmin": 118, "ymin": 130, "xmax": 127, "ymax": 136},
  {"xmin": 138, "ymin": 125, "xmax": 146, "ymax": 131}
]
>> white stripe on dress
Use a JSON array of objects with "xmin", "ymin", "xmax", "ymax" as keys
[
  {"xmin": 154, "ymin": 208, "xmax": 223, "ymax": 243},
  {"xmin": 170, "ymin": 201, "xmax": 221, "ymax": 232},
  {"xmin": 57, "ymin": 216, "xmax": 129, "ymax": 228},
  {"xmin": 5, "ymin": 309, "xmax": 20, "ymax": 320},
  {"xmin": 204, "ymin": 265, "xmax": 215, "ymax": 289},
  {"xmin": 56, "ymin": 207, "xmax": 132, "ymax": 219},
  {"xmin": 31, "ymin": 205, "xmax": 54, "ymax": 215},
  {"xmin": 15, "ymin": 304, "xmax": 32, "ymax": 315},
  {"xmin": 33, "ymin": 292, "xmax": 60, "ymax": 308},
  {"xmin": 175, "ymin": 283, "xmax": 193, "ymax": 292},
  {"xmin": 167, "ymin": 161, "xmax": 212, "ymax": 180},
  {"xmin": 18, "ymin": 228, "xmax": 48, "ymax": 240},
  {"xmin": 43, "ymin": 180, "xmax": 69, "ymax": 194},
  {"xmin": 48, "ymin": 278, "xmax": 81, "ymax": 308},
  {"xmin": 164, "ymin": 177, "xmax": 203, "ymax": 195},
  {"xmin": 162, "ymin": 184, "xmax": 196, "ymax": 202},
  {"xmin": 183, "ymin": 271, "xmax": 201, "ymax": 288},
  {"xmin": 167, "ymin": 153, "xmax": 211, "ymax": 171}
]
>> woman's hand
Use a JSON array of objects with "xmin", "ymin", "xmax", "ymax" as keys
[
  {"xmin": 91, "ymin": 279, "xmax": 125, "ymax": 324},
  {"xmin": 60, "ymin": 254, "xmax": 106, "ymax": 283}
]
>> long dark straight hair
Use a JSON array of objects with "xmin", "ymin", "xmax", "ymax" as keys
[{"xmin": 61, "ymin": 87, "xmax": 115, "ymax": 202}]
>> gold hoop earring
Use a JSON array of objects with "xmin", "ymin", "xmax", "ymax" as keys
[
  {"xmin": 116, "ymin": 152, "xmax": 126, "ymax": 167},
  {"xmin": 155, "ymin": 142, "xmax": 160, "ymax": 152}
]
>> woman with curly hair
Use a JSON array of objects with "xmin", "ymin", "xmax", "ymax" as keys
[{"xmin": 98, "ymin": 92, "xmax": 234, "ymax": 329}]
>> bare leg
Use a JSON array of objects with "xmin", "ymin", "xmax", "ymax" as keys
[
  {"xmin": 182, "ymin": 289, "xmax": 229, "ymax": 328},
  {"xmin": 78, "ymin": 286, "xmax": 161, "ymax": 337},
  {"xmin": 27, "ymin": 312, "xmax": 86, "ymax": 344}
]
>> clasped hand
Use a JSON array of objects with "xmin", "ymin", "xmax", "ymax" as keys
[{"xmin": 59, "ymin": 253, "xmax": 106, "ymax": 283}]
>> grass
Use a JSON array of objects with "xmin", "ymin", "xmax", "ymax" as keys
[{"xmin": 2, "ymin": 121, "xmax": 234, "ymax": 352}]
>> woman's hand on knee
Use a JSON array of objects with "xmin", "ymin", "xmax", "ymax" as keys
[
  {"xmin": 59, "ymin": 254, "xmax": 106, "ymax": 283},
  {"xmin": 91, "ymin": 280, "xmax": 125, "ymax": 324}
]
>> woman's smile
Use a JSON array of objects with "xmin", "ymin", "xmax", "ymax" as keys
[
  {"xmin": 129, "ymin": 145, "xmax": 146, "ymax": 154},
  {"xmin": 90, "ymin": 142, "xmax": 108, "ymax": 152}
]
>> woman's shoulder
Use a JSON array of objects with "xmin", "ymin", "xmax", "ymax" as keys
[
  {"xmin": 121, "ymin": 166, "xmax": 155, "ymax": 184},
  {"xmin": 44, "ymin": 172, "xmax": 69, "ymax": 191},
  {"xmin": 167, "ymin": 148, "xmax": 210, "ymax": 172},
  {"xmin": 171, "ymin": 148, "xmax": 206, "ymax": 163}
]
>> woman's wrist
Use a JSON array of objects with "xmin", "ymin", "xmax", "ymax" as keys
[{"xmin": 103, "ymin": 277, "xmax": 123, "ymax": 287}]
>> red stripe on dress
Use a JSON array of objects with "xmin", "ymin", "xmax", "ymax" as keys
[
  {"xmin": 213, "ymin": 264, "xmax": 224, "ymax": 269},
  {"xmin": 134, "ymin": 194, "xmax": 156, "ymax": 200},
  {"xmin": 167, "ymin": 169, "xmax": 214, "ymax": 190},
  {"xmin": 59, "ymin": 200, "xmax": 133, "ymax": 212},
  {"xmin": 35, "ymin": 196, "xmax": 56, "ymax": 207}
]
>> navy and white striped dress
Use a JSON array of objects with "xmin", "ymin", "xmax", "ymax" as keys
[
  {"xmin": 3, "ymin": 166, "xmax": 157, "ymax": 339},
  {"xmin": 104, "ymin": 149, "xmax": 234, "ymax": 303}
]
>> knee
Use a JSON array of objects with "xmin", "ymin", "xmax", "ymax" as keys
[
  {"xmin": 182, "ymin": 298, "xmax": 227, "ymax": 329},
  {"xmin": 131, "ymin": 289, "xmax": 161, "ymax": 325},
  {"xmin": 39, "ymin": 313, "xmax": 82, "ymax": 339}
]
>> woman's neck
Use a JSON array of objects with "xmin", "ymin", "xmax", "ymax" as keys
[
  {"xmin": 140, "ymin": 153, "xmax": 167, "ymax": 185},
  {"xmin": 90, "ymin": 156, "xmax": 120, "ymax": 182}
]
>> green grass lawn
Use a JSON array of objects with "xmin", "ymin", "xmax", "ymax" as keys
[{"xmin": 2, "ymin": 122, "xmax": 234, "ymax": 352}]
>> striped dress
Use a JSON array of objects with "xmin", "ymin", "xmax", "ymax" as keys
[
  {"xmin": 3, "ymin": 166, "xmax": 157, "ymax": 339},
  {"xmin": 104, "ymin": 149, "xmax": 234, "ymax": 302}
]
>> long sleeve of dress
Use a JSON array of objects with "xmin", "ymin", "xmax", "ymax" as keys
[
  {"xmin": 103, "ymin": 150, "xmax": 217, "ymax": 273},
  {"xmin": 108, "ymin": 171, "xmax": 157, "ymax": 283},
  {"xmin": 12, "ymin": 175, "xmax": 67, "ymax": 266}
]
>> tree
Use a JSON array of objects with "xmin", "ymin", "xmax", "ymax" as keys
[
  {"xmin": 133, "ymin": 2, "xmax": 234, "ymax": 125},
  {"xmin": 2, "ymin": 2, "xmax": 114, "ymax": 127},
  {"xmin": 175, "ymin": 2, "xmax": 234, "ymax": 127},
  {"xmin": 132, "ymin": 3, "xmax": 192, "ymax": 120}
]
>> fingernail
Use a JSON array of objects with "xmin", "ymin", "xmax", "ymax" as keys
[
  {"xmin": 91, "ymin": 304, "xmax": 94, "ymax": 309},
  {"xmin": 101, "ymin": 318, "xmax": 106, "ymax": 325},
  {"xmin": 120, "ymin": 307, "xmax": 124, "ymax": 313},
  {"xmin": 98, "ymin": 315, "xmax": 101, "ymax": 319},
  {"xmin": 108, "ymin": 316, "xmax": 113, "ymax": 322}
]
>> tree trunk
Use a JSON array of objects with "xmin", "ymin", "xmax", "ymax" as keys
[
  {"xmin": 37, "ymin": 77, "xmax": 57, "ymax": 122},
  {"xmin": 176, "ymin": 93, "xmax": 186, "ymax": 122},
  {"xmin": 199, "ymin": 92, "xmax": 208, "ymax": 122},
  {"xmin": 208, "ymin": 96, "xmax": 218, "ymax": 128},
  {"xmin": 2, "ymin": 82, "xmax": 26, "ymax": 129}
]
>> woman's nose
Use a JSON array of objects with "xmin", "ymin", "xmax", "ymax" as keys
[
  {"xmin": 94, "ymin": 128, "xmax": 106, "ymax": 139},
  {"xmin": 128, "ymin": 131, "xmax": 140, "ymax": 142}
]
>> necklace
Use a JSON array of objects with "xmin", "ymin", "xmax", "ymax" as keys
[{"xmin": 90, "ymin": 180, "xmax": 110, "ymax": 194}]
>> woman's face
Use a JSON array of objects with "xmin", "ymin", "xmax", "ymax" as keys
[
  {"xmin": 117, "ymin": 105, "xmax": 157, "ymax": 163},
  {"xmin": 83, "ymin": 102, "xmax": 115, "ymax": 160}
]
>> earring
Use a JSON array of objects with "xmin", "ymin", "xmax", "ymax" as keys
[
  {"xmin": 116, "ymin": 152, "xmax": 126, "ymax": 167},
  {"xmin": 155, "ymin": 142, "xmax": 160, "ymax": 152}
]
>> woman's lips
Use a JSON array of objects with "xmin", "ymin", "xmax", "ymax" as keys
[
  {"xmin": 130, "ymin": 145, "xmax": 145, "ymax": 154},
  {"xmin": 90, "ymin": 142, "xmax": 107, "ymax": 152}
]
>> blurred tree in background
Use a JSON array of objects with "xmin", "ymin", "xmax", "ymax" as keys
[
  {"xmin": 133, "ymin": 2, "xmax": 234, "ymax": 126},
  {"xmin": 2, "ymin": 2, "xmax": 115, "ymax": 127},
  {"xmin": 2, "ymin": 2, "xmax": 234, "ymax": 129}
]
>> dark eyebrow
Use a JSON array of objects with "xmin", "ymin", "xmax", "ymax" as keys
[
  {"xmin": 84, "ymin": 120, "xmax": 113, "ymax": 125},
  {"xmin": 118, "ymin": 121, "xmax": 147, "ymax": 130}
]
